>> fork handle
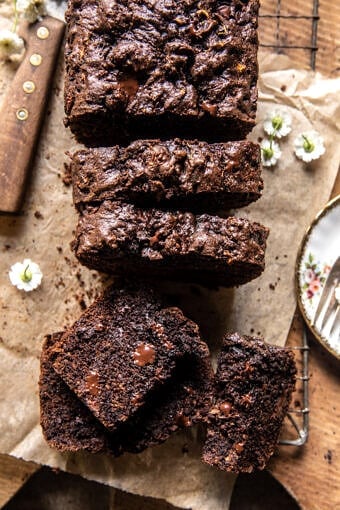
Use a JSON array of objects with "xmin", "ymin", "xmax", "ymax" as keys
[{"xmin": 0, "ymin": 16, "xmax": 65, "ymax": 214}]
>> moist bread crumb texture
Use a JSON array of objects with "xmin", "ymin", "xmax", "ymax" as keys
[
  {"xmin": 40, "ymin": 285, "xmax": 215, "ymax": 454},
  {"xmin": 202, "ymin": 333, "xmax": 297, "ymax": 473},
  {"xmin": 50, "ymin": 284, "xmax": 209, "ymax": 431},
  {"xmin": 39, "ymin": 333, "xmax": 111, "ymax": 453}
]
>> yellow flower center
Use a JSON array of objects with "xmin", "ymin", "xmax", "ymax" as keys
[
  {"xmin": 272, "ymin": 116, "xmax": 283, "ymax": 131},
  {"xmin": 20, "ymin": 265, "xmax": 32, "ymax": 283},
  {"xmin": 262, "ymin": 146, "xmax": 274, "ymax": 160},
  {"xmin": 302, "ymin": 136, "xmax": 315, "ymax": 153}
]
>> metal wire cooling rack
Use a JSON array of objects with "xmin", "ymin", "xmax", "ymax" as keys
[
  {"xmin": 257, "ymin": 1, "xmax": 316, "ymax": 446},
  {"xmin": 279, "ymin": 329, "xmax": 310, "ymax": 446},
  {"xmin": 258, "ymin": 0, "xmax": 320, "ymax": 70}
]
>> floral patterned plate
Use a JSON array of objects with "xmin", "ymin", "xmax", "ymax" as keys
[{"xmin": 296, "ymin": 195, "xmax": 340, "ymax": 360}]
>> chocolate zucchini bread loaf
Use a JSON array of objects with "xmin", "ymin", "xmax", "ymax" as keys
[
  {"xmin": 202, "ymin": 333, "xmax": 296, "ymax": 473},
  {"xmin": 50, "ymin": 284, "xmax": 210, "ymax": 431},
  {"xmin": 65, "ymin": 0, "xmax": 259, "ymax": 145},
  {"xmin": 72, "ymin": 201, "xmax": 269, "ymax": 287},
  {"xmin": 40, "ymin": 333, "xmax": 110, "ymax": 453},
  {"xmin": 71, "ymin": 140, "xmax": 262, "ymax": 212}
]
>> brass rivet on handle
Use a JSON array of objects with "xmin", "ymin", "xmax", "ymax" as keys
[
  {"xmin": 16, "ymin": 108, "xmax": 29, "ymax": 121},
  {"xmin": 30, "ymin": 53, "xmax": 42, "ymax": 66},
  {"xmin": 37, "ymin": 26, "xmax": 49, "ymax": 39},
  {"xmin": 23, "ymin": 80, "xmax": 36, "ymax": 94}
]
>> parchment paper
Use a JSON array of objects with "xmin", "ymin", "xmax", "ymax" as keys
[{"xmin": 0, "ymin": 7, "xmax": 339, "ymax": 507}]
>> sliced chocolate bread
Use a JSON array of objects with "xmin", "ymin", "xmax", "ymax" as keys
[
  {"xmin": 71, "ymin": 140, "xmax": 262, "ymax": 212},
  {"xmin": 40, "ymin": 330, "xmax": 213, "ymax": 455},
  {"xmin": 202, "ymin": 333, "xmax": 296, "ymax": 473},
  {"xmin": 50, "ymin": 284, "xmax": 208, "ymax": 432},
  {"xmin": 39, "ymin": 333, "xmax": 110, "ymax": 453},
  {"xmin": 41, "ymin": 334, "xmax": 213, "ymax": 455},
  {"xmin": 72, "ymin": 201, "xmax": 269, "ymax": 287},
  {"xmin": 65, "ymin": 0, "xmax": 259, "ymax": 145}
]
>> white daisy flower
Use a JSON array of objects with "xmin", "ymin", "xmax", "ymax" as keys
[
  {"xmin": 0, "ymin": 29, "xmax": 24, "ymax": 61},
  {"xmin": 9, "ymin": 259, "xmax": 43, "ymax": 292},
  {"xmin": 294, "ymin": 131, "xmax": 326, "ymax": 163},
  {"xmin": 17, "ymin": 0, "xmax": 46, "ymax": 23},
  {"xmin": 263, "ymin": 109, "xmax": 292, "ymax": 139},
  {"xmin": 294, "ymin": 131, "xmax": 325, "ymax": 163},
  {"xmin": 260, "ymin": 139, "xmax": 281, "ymax": 167}
]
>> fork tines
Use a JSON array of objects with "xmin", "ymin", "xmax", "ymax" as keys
[{"xmin": 313, "ymin": 255, "xmax": 340, "ymax": 340}]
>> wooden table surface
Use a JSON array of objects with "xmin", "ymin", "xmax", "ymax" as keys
[
  {"xmin": 259, "ymin": 0, "xmax": 340, "ymax": 76},
  {"xmin": 0, "ymin": 0, "xmax": 339, "ymax": 508}
]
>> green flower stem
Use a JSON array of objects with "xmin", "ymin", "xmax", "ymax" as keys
[
  {"xmin": 261, "ymin": 133, "xmax": 276, "ymax": 161},
  {"xmin": 272, "ymin": 131, "xmax": 277, "ymax": 140}
]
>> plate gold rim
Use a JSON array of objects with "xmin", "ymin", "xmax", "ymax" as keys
[{"xmin": 295, "ymin": 194, "xmax": 340, "ymax": 361}]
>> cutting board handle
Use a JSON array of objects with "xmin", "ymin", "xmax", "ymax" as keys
[{"xmin": 0, "ymin": 16, "xmax": 65, "ymax": 214}]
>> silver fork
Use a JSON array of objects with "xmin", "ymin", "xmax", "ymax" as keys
[{"xmin": 313, "ymin": 256, "xmax": 340, "ymax": 339}]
